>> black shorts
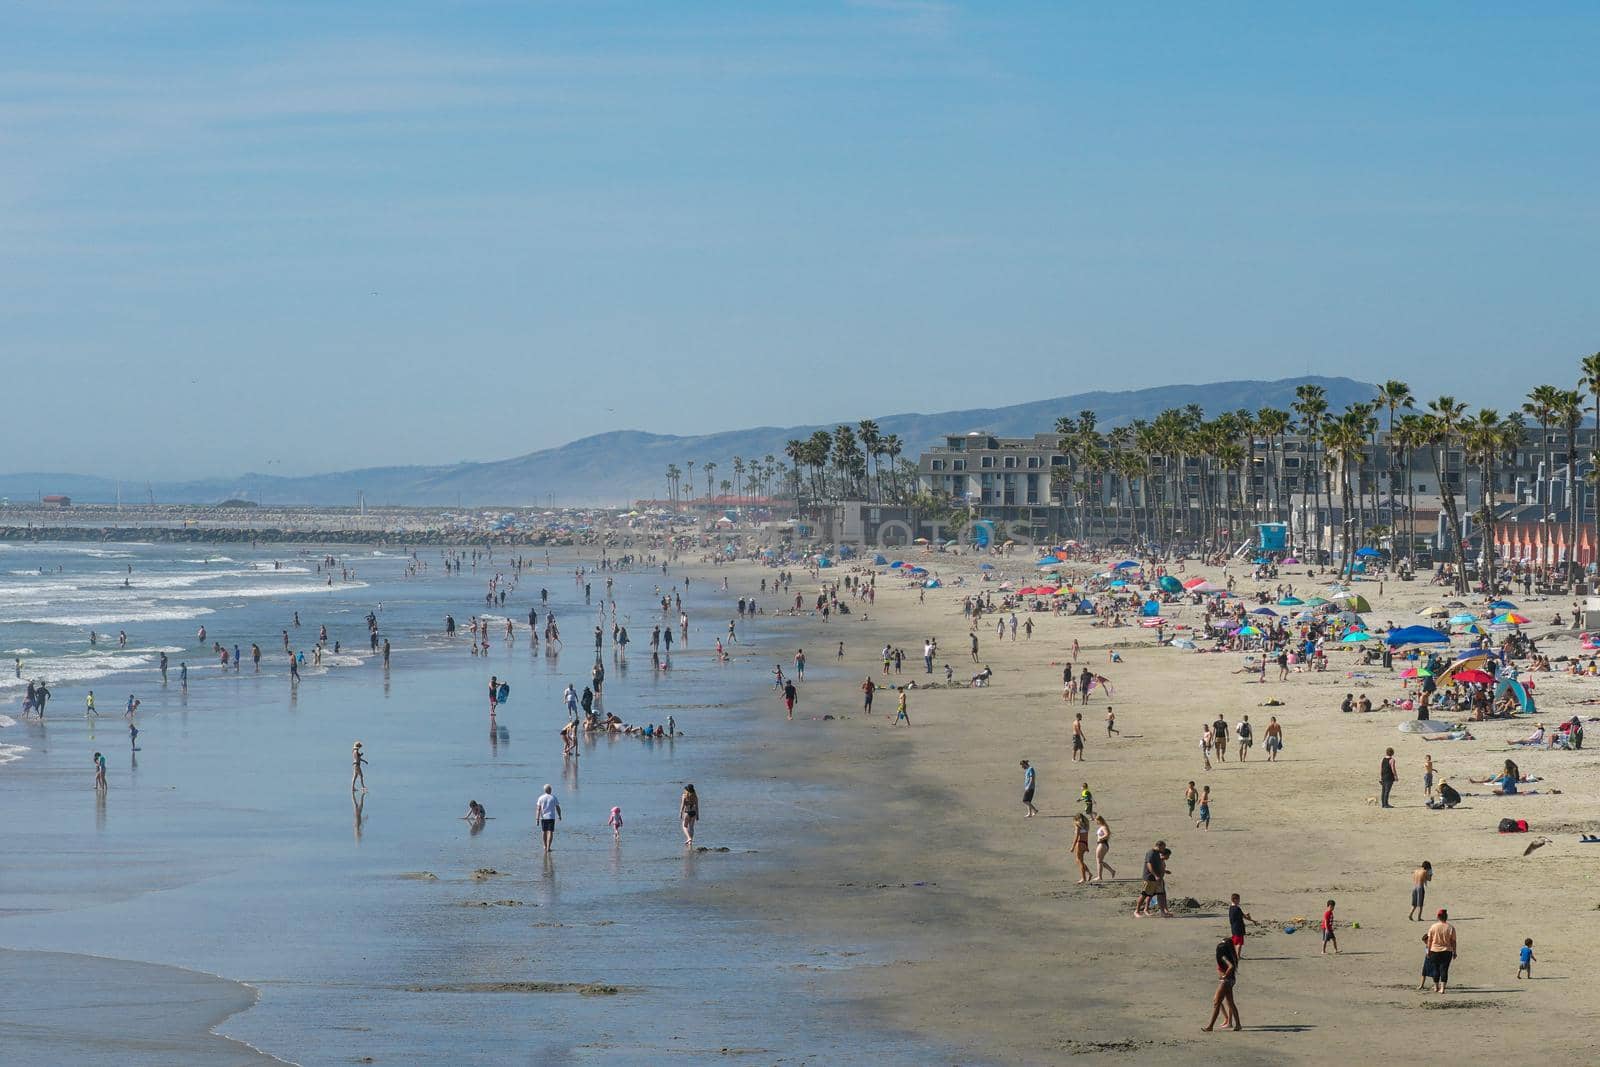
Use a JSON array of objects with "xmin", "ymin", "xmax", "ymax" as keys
[
  {"xmin": 1072, "ymin": 735, "xmax": 1084, "ymax": 750},
  {"xmin": 1426, "ymin": 950, "xmax": 1452, "ymax": 982},
  {"xmin": 1022, "ymin": 788, "xmax": 1035, "ymax": 804},
  {"xmin": 540, "ymin": 819, "xmax": 556, "ymax": 832},
  {"xmin": 1411, "ymin": 886, "xmax": 1426, "ymax": 908}
]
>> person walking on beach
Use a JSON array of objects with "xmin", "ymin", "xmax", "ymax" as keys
[
  {"xmin": 1071, "ymin": 713, "xmax": 1086, "ymax": 761},
  {"xmin": 970, "ymin": 632, "xmax": 978, "ymax": 662},
  {"xmin": 1517, "ymin": 938, "xmax": 1536, "ymax": 979},
  {"xmin": 861, "ymin": 677, "xmax": 876, "ymax": 715},
  {"xmin": 1228, "ymin": 893, "xmax": 1253, "ymax": 959},
  {"xmin": 535, "ymin": 784, "xmax": 562, "ymax": 852},
  {"xmin": 1212, "ymin": 715, "xmax": 1229, "ymax": 763},
  {"xmin": 1409, "ymin": 861, "xmax": 1433, "ymax": 921},
  {"xmin": 129, "ymin": 720, "xmax": 139, "ymax": 751},
  {"xmin": 783, "ymin": 679, "xmax": 798, "ymax": 720},
  {"xmin": 1195, "ymin": 785, "xmax": 1211, "ymax": 830},
  {"xmin": 351, "ymin": 742, "xmax": 367, "ymax": 792},
  {"xmin": 1185, "ymin": 780, "xmax": 1198, "ymax": 819},
  {"xmin": 1423, "ymin": 909, "xmax": 1458, "ymax": 993},
  {"xmin": 93, "ymin": 752, "xmax": 107, "ymax": 791},
  {"xmin": 1235, "ymin": 715, "xmax": 1252, "ymax": 761},
  {"xmin": 1071, "ymin": 814, "xmax": 1091, "ymax": 883},
  {"xmin": 1105, "ymin": 705, "xmax": 1118, "ymax": 737},
  {"xmin": 1200, "ymin": 723, "xmax": 1213, "ymax": 771},
  {"xmin": 1202, "ymin": 934, "xmax": 1241, "ymax": 1032},
  {"xmin": 1093, "ymin": 815, "xmax": 1116, "ymax": 880},
  {"xmin": 794, "ymin": 648, "xmax": 805, "ymax": 682},
  {"xmin": 1264, "ymin": 716, "xmax": 1283, "ymax": 761},
  {"xmin": 893, "ymin": 686, "xmax": 911, "ymax": 726},
  {"xmin": 1380, "ymin": 747, "xmax": 1399, "ymax": 808},
  {"xmin": 1321, "ymin": 899, "xmax": 1340, "ymax": 954},
  {"xmin": 85, "ymin": 690, "xmax": 95, "ymax": 717},
  {"xmin": 1135, "ymin": 841, "xmax": 1172, "ymax": 917},
  {"xmin": 679, "ymin": 783, "xmax": 699, "ymax": 846},
  {"xmin": 608, "ymin": 806, "xmax": 624, "ymax": 840},
  {"xmin": 1021, "ymin": 760, "xmax": 1038, "ymax": 816},
  {"xmin": 179, "ymin": 662, "xmax": 187, "ymax": 691}
]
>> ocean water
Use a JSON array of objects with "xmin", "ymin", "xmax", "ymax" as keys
[{"xmin": 0, "ymin": 543, "xmax": 942, "ymax": 1064}]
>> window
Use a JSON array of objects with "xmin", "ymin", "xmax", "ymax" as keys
[
  {"xmin": 953, "ymin": 460, "xmax": 965, "ymax": 471},
  {"xmin": 930, "ymin": 459, "xmax": 944, "ymax": 471},
  {"xmin": 981, "ymin": 456, "xmax": 994, "ymax": 469},
  {"xmin": 1027, "ymin": 456, "xmax": 1041, "ymax": 469},
  {"xmin": 1283, "ymin": 457, "xmax": 1301, "ymax": 469}
]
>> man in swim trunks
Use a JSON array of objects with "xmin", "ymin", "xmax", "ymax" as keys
[{"xmin": 1409, "ymin": 861, "xmax": 1432, "ymax": 921}]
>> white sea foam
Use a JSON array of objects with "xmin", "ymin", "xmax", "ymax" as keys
[
  {"xmin": 0, "ymin": 743, "xmax": 30, "ymax": 764},
  {"xmin": 4, "ymin": 649, "xmax": 36, "ymax": 655},
  {"xmin": 0, "ymin": 606, "xmax": 216, "ymax": 628},
  {"xmin": 0, "ymin": 714, "xmax": 17, "ymax": 728},
  {"xmin": 319, "ymin": 653, "xmax": 366, "ymax": 668}
]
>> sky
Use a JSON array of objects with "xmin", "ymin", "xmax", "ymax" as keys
[{"xmin": 2, "ymin": 1, "xmax": 1597, "ymax": 479}]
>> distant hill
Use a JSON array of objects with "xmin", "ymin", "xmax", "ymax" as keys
[{"xmin": 0, "ymin": 376, "xmax": 1375, "ymax": 507}]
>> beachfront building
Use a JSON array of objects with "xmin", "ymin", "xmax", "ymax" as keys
[{"xmin": 917, "ymin": 426, "xmax": 1600, "ymax": 557}]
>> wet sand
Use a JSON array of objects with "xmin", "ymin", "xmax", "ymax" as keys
[{"xmin": 0, "ymin": 948, "xmax": 280, "ymax": 1065}]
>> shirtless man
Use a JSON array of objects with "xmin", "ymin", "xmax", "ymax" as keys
[{"xmin": 1409, "ymin": 861, "xmax": 1433, "ymax": 921}]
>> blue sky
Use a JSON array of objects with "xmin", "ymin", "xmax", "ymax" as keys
[{"xmin": 3, "ymin": 2, "xmax": 1596, "ymax": 478}]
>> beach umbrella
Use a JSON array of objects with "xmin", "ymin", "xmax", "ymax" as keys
[
  {"xmin": 1399, "ymin": 667, "xmax": 1420, "ymax": 678},
  {"xmin": 1341, "ymin": 632, "xmax": 1375, "ymax": 643},
  {"xmin": 1109, "ymin": 579, "xmax": 1128, "ymax": 588},
  {"xmin": 979, "ymin": 563, "xmax": 994, "ymax": 570},
  {"xmin": 1453, "ymin": 669, "xmax": 1494, "ymax": 685},
  {"xmin": 944, "ymin": 540, "xmax": 959, "ymax": 547},
  {"xmin": 913, "ymin": 537, "xmax": 929, "ymax": 544},
  {"xmin": 1493, "ymin": 612, "xmax": 1530, "ymax": 625},
  {"xmin": 1487, "ymin": 600, "xmax": 1517, "ymax": 610},
  {"xmin": 1278, "ymin": 596, "xmax": 1303, "ymax": 606},
  {"xmin": 1190, "ymin": 581, "xmax": 1223, "ymax": 593},
  {"xmin": 1282, "ymin": 557, "xmax": 1300, "ymax": 564},
  {"xmin": 1113, "ymin": 560, "xmax": 1139, "ymax": 570},
  {"xmin": 908, "ymin": 566, "xmax": 928, "ymax": 575},
  {"xmin": 873, "ymin": 554, "xmax": 888, "ymax": 565},
  {"xmin": 1448, "ymin": 613, "xmax": 1478, "ymax": 625},
  {"xmin": 1419, "ymin": 605, "xmax": 1449, "ymax": 617},
  {"xmin": 1036, "ymin": 586, "xmax": 1059, "ymax": 594},
  {"xmin": 1251, "ymin": 607, "xmax": 1278, "ymax": 616},
  {"xmin": 890, "ymin": 561, "xmax": 905, "ymax": 568},
  {"xmin": 1238, "ymin": 625, "xmax": 1261, "ymax": 637},
  {"xmin": 924, "ymin": 579, "xmax": 941, "ymax": 588},
  {"xmin": 1017, "ymin": 586, "xmax": 1036, "ymax": 595},
  {"xmin": 1182, "ymin": 577, "xmax": 1209, "ymax": 589},
  {"xmin": 1158, "ymin": 576, "xmax": 1184, "ymax": 593},
  {"xmin": 1385, "ymin": 625, "xmax": 1450, "ymax": 647},
  {"xmin": 1305, "ymin": 596, "xmax": 1329, "ymax": 606}
]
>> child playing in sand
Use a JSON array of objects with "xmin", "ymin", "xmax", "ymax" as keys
[
  {"xmin": 1185, "ymin": 780, "xmax": 1198, "ymax": 818},
  {"xmin": 1321, "ymin": 900, "xmax": 1339, "ymax": 954},
  {"xmin": 1080, "ymin": 782, "xmax": 1094, "ymax": 816},
  {"xmin": 1106, "ymin": 705, "xmax": 1119, "ymax": 736},
  {"xmin": 1195, "ymin": 785, "xmax": 1211, "ymax": 830},
  {"xmin": 1517, "ymin": 938, "xmax": 1535, "ymax": 978},
  {"xmin": 609, "ymin": 806, "xmax": 624, "ymax": 840}
]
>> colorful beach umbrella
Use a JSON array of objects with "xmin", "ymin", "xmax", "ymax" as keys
[
  {"xmin": 1493, "ymin": 612, "xmax": 1530, "ymax": 625},
  {"xmin": 1237, "ymin": 625, "xmax": 1261, "ymax": 636}
]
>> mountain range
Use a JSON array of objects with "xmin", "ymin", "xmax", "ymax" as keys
[{"xmin": 1, "ymin": 376, "xmax": 1376, "ymax": 507}]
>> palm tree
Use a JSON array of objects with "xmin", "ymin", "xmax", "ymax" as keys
[
  {"xmin": 703, "ymin": 461, "xmax": 717, "ymax": 501},
  {"xmin": 731, "ymin": 456, "xmax": 745, "ymax": 502},
  {"xmin": 1376, "ymin": 380, "xmax": 1413, "ymax": 528},
  {"xmin": 686, "ymin": 461, "xmax": 696, "ymax": 503},
  {"xmin": 665, "ymin": 463, "xmax": 681, "ymax": 503},
  {"xmin": 1256, "ymin": 407, "xmax": 1292, "ymax": 523},
  {"xmin": 1461, "ymin": 409, "xmax": 1506, "ymax": 591},
  {"xmin": 1323, "ymin": 408, "xmax": 1368, "ymax": 576},
  {"xmin": 783, "ymin": 441, "xmax": 806, "ymax": 510},
  {"xmin": 1552, "ymin": 389, "xmax": 1585, "ymax": 591},
  {"xmin": 1523, "ymin": 385, "xmax": 1559, "ymax": 521},
  {"xmin": 1293, "ymin": 384, "xmax": 1329, "ymax": 557},
  {"xmin": 1426, "ymin": 397, "xmax": 1470, "ymax": 593},
  {"xmin": 763, "ymin": 454, "xmax": 777, "ymax": 500},
  {"xmin": 857, "ymin": 420, "xmax": 882, "ymax": 501},
  {"xmin": 882, "ymin": 435, "xmax": 903, "ymax": 501},
  {"xmin": 1392, "ymin": 414, "xmax": 1428, "ymax": 564},
  {"xmin": 1579, "ymin": 352, "xmax": 1600, "ymax": 587}
]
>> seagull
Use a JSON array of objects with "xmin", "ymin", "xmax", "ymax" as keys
[{"xmin": 1523, "ymin": 836, "xmax": 1553, "ymax": 856}]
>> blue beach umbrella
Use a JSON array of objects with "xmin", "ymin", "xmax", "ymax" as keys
[
  {"xmin": 1355, "ymin": 546, "xmax": 1382, "ymax": 557},
  {"xmin": 979, "ymin": 563, "xmax": 995, "ymax": 570},
  {"xmin": 1385, "ymin": 625, "xmax": 1450, "ymax": 647},
  {"xmin": 1250, "ymin": 607, "xmax": 1278, "ymax": 616},
  {"xmin": 1113, "ymin": 560, "xmax": 1139, "ymax": 570}
]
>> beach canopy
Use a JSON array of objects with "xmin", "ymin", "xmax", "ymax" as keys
[
  {"xmin": 873, "ymin": 555, "xmax": 888, "ymax": 565},
  {"xmin": 1496, "ymin": 676, "xmax": 1536, "ymax": 713},
  {"xmin": 1386, "ymin": 625, "xmax": 1451, "ymax": 647},
  {"xmin": 1109, "ymin": 579, "xmax": 1128, "ymax": 588},
  {"xmin": 1159, "ymin": 576, "xmax": 1184, "ymax": 593},
  {"xmin": 1355, "ymin": 546, "xmax": 1382, "ymax": 557},
  {"xmin": 924, "ymin": 579, "xmax": 941, "ymax": 588},
  {"xmin": 1282, "ymin": 557, "xmax": 1300, "ymax": 563},
  {"xmin": 1278, "ymin": 596, "xmax": 1303, "ymax": 606}
]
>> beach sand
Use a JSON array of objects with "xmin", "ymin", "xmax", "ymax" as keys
[{"xmin": 709, "ymin": 555, "xmax": 1600, "ymax": 1064}]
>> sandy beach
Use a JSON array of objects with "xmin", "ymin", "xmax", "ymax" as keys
[{"xmin": 703, "ymin": 551, "xmax": 1600, "ymax": 1064}]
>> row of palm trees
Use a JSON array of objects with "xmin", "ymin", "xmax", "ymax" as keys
[
  {"xmin": 1045, "ymin": 353, "xmax": 1600, "ymax": 593},
  {"xmin": 660, "ymin": 421, "xmax": 913, "ymax": 509}
]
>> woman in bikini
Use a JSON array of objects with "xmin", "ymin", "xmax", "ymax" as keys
[
  {"xmin": 1071, "ymin": 814, "xmax": 1092, "ymax": 883},
  {"xmin": 1094, "ymin": 815, "xmax": 1117, "ymax": 881}
]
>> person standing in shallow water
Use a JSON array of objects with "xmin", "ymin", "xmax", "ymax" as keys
[
  {"xmin": 535, "ymin": 784, "xmax": 562, "ymax": 852},
  {"xmin": 680, "ymin": 784, "xmax": 699, "ymax": 846},
  {"xmin": 351, "ymin": 742, "xmax": 367, "ymax": 792}
]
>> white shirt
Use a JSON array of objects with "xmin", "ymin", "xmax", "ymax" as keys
[{"xmin": 535, "ymin": 792, "xmax": 560, "ymax": 821}]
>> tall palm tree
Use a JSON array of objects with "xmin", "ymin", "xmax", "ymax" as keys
[
  {"xmin": 665, "ymin": 464, "xmax": 681, "ymax": 503},
  {"xmin": 783, "ymin": 441, "xmax": 805, "ymax": 509},
  {"xmin": 1376, "ymin": 380, "xmax": 1413, "ymax": 528},
  {"xmin": 1522, "ymin": 385, "xmax": 1559, "ymax": 521},
  {"xmin": 1392, "ymin": 414, "xmax": 1428, "ymax": 564},
  {"xmin": 1324, "ymin": 408, "xmax": 1369, "ymax": 576},
  {"xmin": 731, "ymin": 456, "xmax": 745, "ymax": 502},
  {"xmin": 1426, "ymin": 397, "xmax": 1470, "ymax": 593},
  {"xmin": 1256, "ymin": 407, "xmax": 1292, "ymax": 523},
  {"xmin": 1293, "ymin": 384, "xmax": 1329, "ymax": 557},
  {"xmin": 1579, "ymin": 352, "xmax": 1600, "ymax": 586},
  {"xmin": 857, "ymin": 420, "xmax": 882, "ymax": 501},
  {"xmin": 1461, "ymin": 409, "xmax": 1506, "ymax": 591},
  {"xmin": 703, "ymin": 461, "xmax": 717, "ymax": 501},
  {"xmin": 882, "ymin": 435, "xmax": 903, "ymax": 501},
  {"xmin": 1552, "ymin": 389, "xmax": 1585, "ymax": 591},
  {"xmin": 686, "ymin": 461, "xmax": 696, "ymax": 503}
]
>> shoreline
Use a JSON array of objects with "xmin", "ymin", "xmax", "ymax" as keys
[{"xmin": 0, "ymin": 947, "xmax": 284, "ymax": 1065}]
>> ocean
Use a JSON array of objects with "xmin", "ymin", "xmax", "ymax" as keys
[{"xmin": 0, "ymin": 542, "xmax": 943, "ymax": 1064}]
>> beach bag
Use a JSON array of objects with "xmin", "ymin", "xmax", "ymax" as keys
[{"xmin": 1497, "ymin": 818, "xmax": 1528, "ymax": 834}]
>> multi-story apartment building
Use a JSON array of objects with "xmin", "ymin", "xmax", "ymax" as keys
[{"xmin": 918, "ymin": 426, "xmax": 1600, "ymax": 550}]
